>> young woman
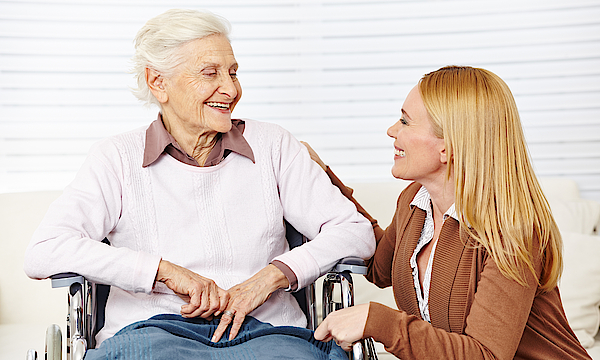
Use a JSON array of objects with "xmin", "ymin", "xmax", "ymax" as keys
[{"xmin": 311, "ymin": 66, "xmax": 591, "ymax": 359}]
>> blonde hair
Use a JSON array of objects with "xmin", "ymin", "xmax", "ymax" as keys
[
  {"xmin": 130, "ymin": 9, "xmax": 231, "ymax": 107},
  {"xmin": 419, "ymin": 66, "xmax": 562, "ymax": 291}
]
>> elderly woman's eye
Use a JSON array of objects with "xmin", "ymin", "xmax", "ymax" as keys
[
  {"xmin": 230, "ymin": 72, "xmax": 238, "ymax": 80},
  {"xmin": 400, "ymin": 117, "xmax": 408, "ymax": 125},
  {"xmin": 202, "ymin": 70, "xmax": 217, "ymax": 77}
]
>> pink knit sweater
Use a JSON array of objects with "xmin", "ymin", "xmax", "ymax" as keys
[{"xmin": 24, "ymin": 119, "xmax": 375, "ymax": 345}]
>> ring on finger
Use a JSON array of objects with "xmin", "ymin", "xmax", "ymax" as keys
[{"xmin": 222, "ymin": 310, "xmax": 234, "ymax": 317}]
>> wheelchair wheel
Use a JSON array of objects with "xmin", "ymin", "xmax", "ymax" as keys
[{"xmin": 45, "ymin": 324, "xmax": 62, "ymax": 360}]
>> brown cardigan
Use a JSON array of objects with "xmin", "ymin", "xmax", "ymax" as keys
[{"xmin": 327, "ymin": 169, "xmax": 591, "ymax": 360}]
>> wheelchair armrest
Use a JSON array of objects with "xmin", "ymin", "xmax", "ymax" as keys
[
  {"xmin": 50, "ymin": 272, "xmax": 85, "ymax": 288},
  {"xmin": 49, "ymin": 272, "xmax": 97, "ymax": 355},
  {"xmin": 332, "ymin": 256, "xmax": 367, "ymax": 275}
]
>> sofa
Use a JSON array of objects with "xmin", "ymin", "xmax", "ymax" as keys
[{"xmin": 1, "ymin": 177, "xmax": 599, "ymax": 359}]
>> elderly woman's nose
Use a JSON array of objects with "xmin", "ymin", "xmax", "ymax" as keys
[{"xmin": 218, "ymin": 73, "xmax": 238, "ymax": 98}]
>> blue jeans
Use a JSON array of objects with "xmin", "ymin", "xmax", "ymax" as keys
[{"xmin": 85, "ymin": 314, "xmax": 347, "ymax": 360}]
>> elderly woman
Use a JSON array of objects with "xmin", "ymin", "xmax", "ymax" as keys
[
  {"xmin": 23, "ymin": 8, "xmax": 374, "ymax": 357},
  {"xmin": 309, "ymin": 66, "xmax": 591, "ymax": 359}
]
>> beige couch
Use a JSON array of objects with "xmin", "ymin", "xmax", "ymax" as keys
[{"xmin": 1, "ymin": 178, "xmax": 599, "ymax": 359}]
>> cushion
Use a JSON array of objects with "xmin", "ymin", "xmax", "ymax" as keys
[
  {"xmin": 348, "ymin": 180, "xmax": 411, "ymax": 228},
  {"xmin": 539, "ymin": 177, "xmax": 581, "ymax": 200},
  {"xmin": 547, "ymin": 198, "xmax": 600, "ymax": 235},
  {"xmin": 0, "ymin": 191, "xmax": 65, "ymax": 326},
  {"xmin": 586, "ymin": 332, "xmax": 600, "ymax": 360},
  {"xmin": 559, "ymin": 232, "xmax": 600, "ymax": 348}
]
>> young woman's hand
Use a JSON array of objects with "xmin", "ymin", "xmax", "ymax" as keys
[
  {"xmin": 314, "ymin": 303, "xmax": 370, "ymax": 351},
  {"xmin": 300, "ymin": 141, "xmax": 327, "ymax": 171}
]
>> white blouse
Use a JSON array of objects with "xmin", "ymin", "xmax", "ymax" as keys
[{"xmin": 409, "ymin": 186, "xmax": 458, "ymax": 322}]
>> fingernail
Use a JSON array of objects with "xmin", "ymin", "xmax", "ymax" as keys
[{"xmin": 211, "ymin": 336, "xmax": 217, "ymax": 343}]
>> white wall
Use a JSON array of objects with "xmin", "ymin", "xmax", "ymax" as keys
[{"xmin": 1, "ymin": 0, "xmax": 599, "ymax": 201}]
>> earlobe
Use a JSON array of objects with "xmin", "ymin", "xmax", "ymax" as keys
[
  {"xmin": 440, "ymin": 147, "xmax": 448, "ymax": 164},
  {"xmin": 145, "ymin": 67, "xmax": 168, "ymax": 103}
]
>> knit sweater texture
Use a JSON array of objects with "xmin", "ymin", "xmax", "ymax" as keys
[{"xmin": 24, "ymin": 119, "xmax": 375, "ymax": 346}]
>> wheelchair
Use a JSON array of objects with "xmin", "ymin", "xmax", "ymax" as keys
[{"xmin": 26, "ymin": 222, "xmax": 378, "ymax": 360}]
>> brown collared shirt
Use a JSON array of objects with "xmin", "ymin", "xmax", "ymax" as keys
[{"xmin": 143, "ymin": 113, "xmax": 255, "ymax": 167}]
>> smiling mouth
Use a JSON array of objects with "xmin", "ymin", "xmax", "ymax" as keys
[
  {"xmin": 395, "ymin": 148, "xmax": 406, "ymax": 158},
  {"xmin": 205, "ymin": 102, "xmax": 230, "ymax": 110}
]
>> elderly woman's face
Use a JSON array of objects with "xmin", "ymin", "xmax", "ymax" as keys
[
  {"xmin": 387, "ymin": 86, "xmax": 447, "ymax": 184},
  {"xmin": 162, "ymin": 34, "xmax": 241, "ymax": 134}
]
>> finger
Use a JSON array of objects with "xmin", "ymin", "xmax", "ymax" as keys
[
  {"xmin": 183, "ymin": 282, "xmax": 212, "ymax": 318},
  {"xmin": 211, "ymin": 312, "xmax": 233, "ymax": 343},
  {"xmin": 220, "ymin": 290, "xmax": 230, "ymax": 311},
  {"xmin": 228, "ymin": 312, "xmax": 246, "ymax": 341},
  {"xmin": 341, "ymin": 342, "xmax": 353, "ymax": 352},
  {"xmin": 333, "ymin": 338, "xmax": 352, "ymax": 351},
  {"xmin": 190, "ymin": 284, "xmax": 212, "ymax": 318},
  {"xmin": 181, "ymin": 283, "xmax": 202, "ymax": 313},
  {"xmin": 319, "ymin": 334, "xmax": 333, "ymax": 342},
  {"xmin": 214, "ymin": 289, "xmax": 230, "ymax": 317},
  {"xmin": 181, "ymin": 290, "xmax": 198, "ymax": 317},
  {"xmin": 200, "ymin": 284, "xmax": 210, "ymax": 311},
  {"xmin": 202, "ymin": 284, "xmax": 221, "ymax": 318},
  {"xmin": 313, "ymin": 322, "xmax": 330, "ymax": 341},
  {"xmin": 196, "ymin": 283, "xmax": 217, "ymax": 318}
]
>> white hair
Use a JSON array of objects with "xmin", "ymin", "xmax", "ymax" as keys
[{"xmin": 131, "ymin": 9, "xmax": 232, "ymax": 107}]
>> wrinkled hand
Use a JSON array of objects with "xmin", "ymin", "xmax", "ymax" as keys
[
  {"xmin": 314, "ymin": 303, "xmax": 370, "ymax": 351},
  {"xmin": 156, "ymin": 260, "xmax": 229, "ymax": 319},
  {"xmin": 300, "ymin": 141, "xmax": 327, "ymax": 171},
  {"xmin": 211, "ymin": 264, "xmax": 289, "ymax": 342}
]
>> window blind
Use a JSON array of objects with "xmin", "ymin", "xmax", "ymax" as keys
[{"xmin": 1, "ymin": 0, "xmax": 599, "ymax": 201}]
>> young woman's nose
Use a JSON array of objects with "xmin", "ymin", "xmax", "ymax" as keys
[{"xmin": 387, "ymin": 120, "xmax": 401, "ymax": 138}]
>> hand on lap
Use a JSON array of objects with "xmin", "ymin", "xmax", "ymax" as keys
[
  {"xmin": 211, "ymin": 264, "xmax": 289, "ymax": 342},
  {"xmin": 156, "ymin": 260, "xmax": 229, "ymax": 319}
]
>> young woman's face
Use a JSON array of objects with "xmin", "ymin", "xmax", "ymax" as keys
[{"xmin": 387, "ymin": 86, "xmax": 447, "ymax": 184}]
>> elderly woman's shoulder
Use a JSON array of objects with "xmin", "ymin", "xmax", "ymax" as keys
[
  {"xmin": 239, "ymin": 118, "xmax": 296, "ymax": 141},
  {"xmin": 88, "ymin": 126, "xmax": 147, "ymax": 158},
  {"xmin": 242, "ymin": 118, "xmax": 285, "ymax": 132}
]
